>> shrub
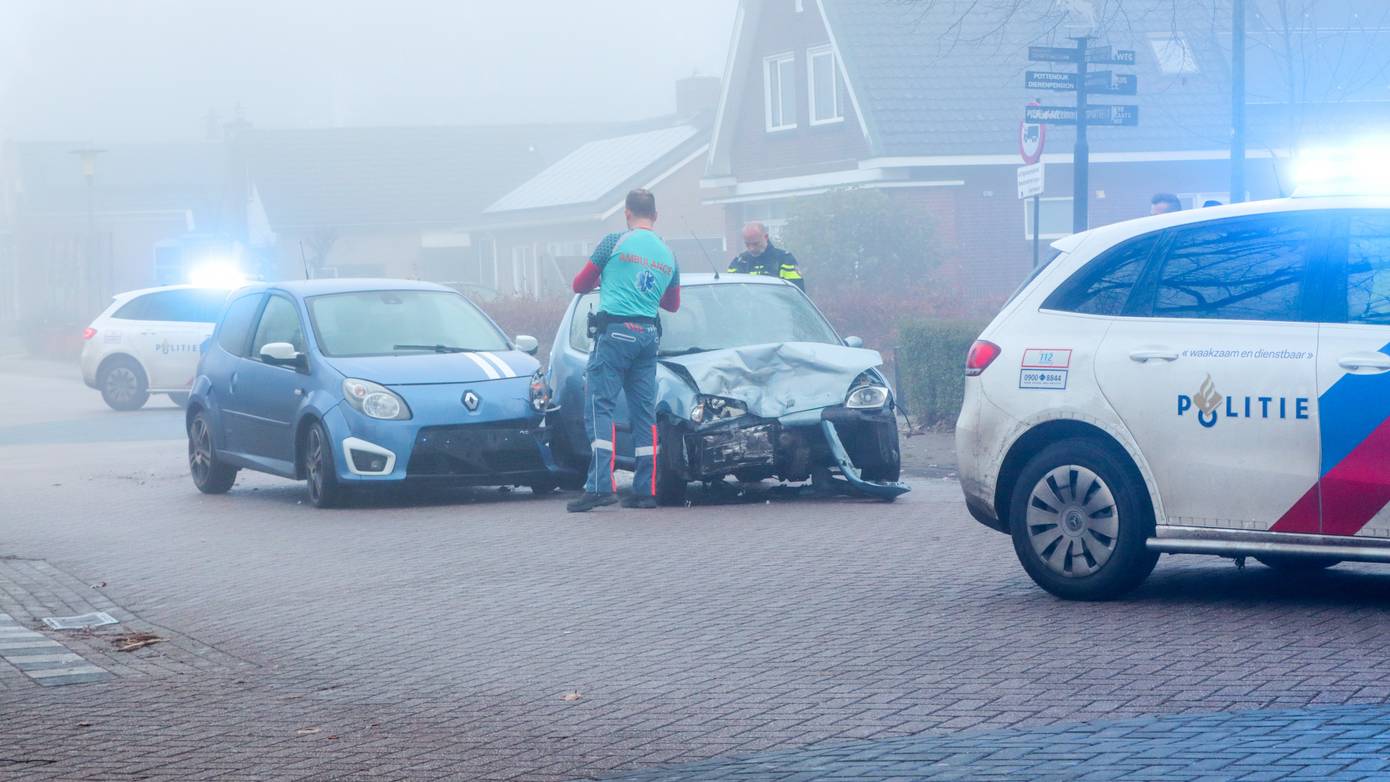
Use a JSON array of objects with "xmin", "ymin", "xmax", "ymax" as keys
[
  {"xmin": 895, "ymin": 319, "xmax": 990, "ymax": 429},
  {"xmin": 479, "ymin": 295, "xmax": 571, "ymax": 360}
]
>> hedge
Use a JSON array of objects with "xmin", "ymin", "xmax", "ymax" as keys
[{"xmin": 893, "ymin": 319, "xmax": 990, "ymax": 429}]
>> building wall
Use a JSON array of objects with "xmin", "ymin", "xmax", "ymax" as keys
[{"xmin": 727, "ymin": 0, "xmax": 869, "ymax": 180}]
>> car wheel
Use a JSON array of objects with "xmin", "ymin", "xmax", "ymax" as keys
[
  {"xmin": 655, "ymin": 422, "xmax": 688, "ymax": 506},
  {"xmin": 168, "ymin": 392, "xmax": 190, "ymax": 408},
  {"xmin": 188, "ymin": 412, "xmax": 237, "ymax": 494},
  {"xmin": 1256, "ymin": 555, "xmax": 1340, "ymax": 572},
  {"xmin": 304, "ymin": 421, "xmax": 347, "ymax": 508},
  {"xmin": 1008, "ymin": 438, "xmax": 1158, "ymax": 601},
  {"xmin": 99, "ymin": 358, "xmax": 149, "ymax": 411}
]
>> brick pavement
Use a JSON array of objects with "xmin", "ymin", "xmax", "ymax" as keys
[
  {"xmin": 606, "ymin": 702, "xmax": 1390, "ymax": 781},
  {"xmin": 3, "ymin": 366, "xmax": 1390, "ymax": 779}
]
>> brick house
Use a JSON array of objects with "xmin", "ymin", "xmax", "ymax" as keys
[{"xmin": 702, "ymin": 0, "xmax": 1390, "ymax": 299}]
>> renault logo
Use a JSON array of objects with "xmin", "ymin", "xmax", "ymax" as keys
[{"xmin": 462, "ymin": 390, "xmax": 480, "ymax": 411}]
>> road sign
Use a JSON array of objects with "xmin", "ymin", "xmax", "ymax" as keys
[
  {"xmin": 1018, "ymin": 163, "xmax": 1045, "ymax": 199},
  {"xmin": 1083, "ymin": 45, "xmax": 1112, "ymax": 62},
  {"xmin": 1025, "ymin": 71, "xmax": 1079, "ymax": 91},
  {"xmin": 1085, "ymin": 71, "xmax": 1138, "ymax": 95},
  {"xmin": 1019, "ymin": 109, "xmax": 1046, "ymax": 164},
  {"xmin": 1087, "ymin": 104, "xmax": 1140, "ymax": 126},
  {"xmin": 1029, "ymin": 45, "xmax": 1081, "ymax": 63},
  {"xmin": 1025, "ymin": 104, "xmax": 1139, "ymax": 126},
  {"xmin": 1090, "ymin": 49, "xmax": 1137, "ymax": 65},
  {"xmin": 1025, "ymin": 105, "xmax": 1078, "ymax": 124}
]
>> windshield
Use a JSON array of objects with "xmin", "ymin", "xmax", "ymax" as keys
[
  {"xmin": 570, "ymin": 283, "xmax": 841, "ymax": 355},
  {"xmin": 307, "ymin": 290, "xmax": 509, "ymax": 357}
]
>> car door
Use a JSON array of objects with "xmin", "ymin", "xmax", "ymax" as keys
[
  {"xmin": 226, "ymin": 294, "xmax": 308, "ymax": 469},
  {"xmin": 109, "ymin": 292, "xmax": 176, "ymax": 387},
  {"xmin": 152, "ymin": 289, "xmax": 224, "ymax": 390},
  {"xmin": 1311, "ymin": 211, "xmax": 1390, "ymax": 537},
  {"xmin": 1093, "ymin": 211, "xmax": 1325, "ymax": 532}
]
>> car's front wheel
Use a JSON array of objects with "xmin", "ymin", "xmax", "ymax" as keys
[
  {"xmin": 304, "ymin": 421, "xmax": 348, "ymax": 508},
  {"xmin": 1008, "ymin": 439, "xmax": 1158, "ymax": 601},
  {"xmin": 99, "ymin": 358, "xmax": 149, "ymax": 411},
  {"xmin": 188, "ymin": 412, "xmax": 237, "ymax": 494}
]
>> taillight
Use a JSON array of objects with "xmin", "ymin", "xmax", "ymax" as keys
[
  {"xmin": 965, "ymin": 340, "xmax": 1001, "ymax": 377},
  {"xmin": 82, "ymin": 327, "xmax": 97, "ymax": 340}
]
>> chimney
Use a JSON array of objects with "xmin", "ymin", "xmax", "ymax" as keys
[{"xmin": 675, "ymin": 76, "xmax": 721, "ymax": 119}]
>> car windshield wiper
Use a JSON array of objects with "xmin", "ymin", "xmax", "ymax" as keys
[
  {"xmin": 659, "ymin": 346, "xmax": 711, "ymax": 356},
  {"xmin": 393, "ymin": 344, "xmax": 479, "ymax": 354}
]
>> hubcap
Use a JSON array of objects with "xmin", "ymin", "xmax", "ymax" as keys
[
  {"xmin": 107, "ymin": 368, "xmax": 137, "ymax": 402},
  {"xmin": 1025, "ymin": 465, "xmax": 1119, "ymax": 578}
]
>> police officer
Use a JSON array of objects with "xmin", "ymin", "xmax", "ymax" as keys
[
  {"xmin": 567, "ymin": 188, "xmax": 681, "ymax": 513},
  {"xmin": 727, "ymin": 222, "xmax": 804, "ymax": 291}
]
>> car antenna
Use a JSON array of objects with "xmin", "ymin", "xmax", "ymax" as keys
[
  {"xmin": 682, "ymin": 218, "xmax": 719, "ymax": 279},
  {"xmin": 299, "ymin": 240, "xmax": 312, "ymax": 280}
]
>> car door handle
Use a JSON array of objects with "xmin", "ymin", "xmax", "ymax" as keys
[
  {"xmin": 230, "ymin": 372, "xmax": 238, "ymax": 395},
  {"xmin": 1339, "ymin": 353, "xmax": 1390, "ymax": 373},
  {"xmin": 293, "ymin": 388, "xmax": 305, "ymax": 397},
  {"xmin": 1129, "ymin": 349, "xmax": 1179, "ymax": 363}
]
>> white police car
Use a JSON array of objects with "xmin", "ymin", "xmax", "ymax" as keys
[
  {"xmin": 957, "ymin": 195, "xmax": 1390, "ymax": 600},
  {"xmin": 80, "ymin": 285, "xmax": 230, "ymax": 410}
]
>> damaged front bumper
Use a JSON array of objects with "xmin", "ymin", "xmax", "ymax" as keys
[{"xmin": 673, "ymin": 405, "xmax": 909, "ymax": 500}]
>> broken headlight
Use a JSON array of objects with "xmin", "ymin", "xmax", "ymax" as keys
[
  {"xmin": 689, "ymin": 395, "xmax": 748, "ymax": 425},
  {"xmin": 528, "ymin": 369, "xmax": 550, "ymax": 413},
  {"xmin": 845, "ymin": 373, "xmax": 891, "ymax": 409}
]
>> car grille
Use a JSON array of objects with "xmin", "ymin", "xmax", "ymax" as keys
[{"xmin": 407, "ymin": 422, "xmax": 546, "ymax": 479}]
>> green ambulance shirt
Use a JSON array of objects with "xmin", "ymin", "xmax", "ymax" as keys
[{"xmin": 589, "ymin": 229, "xmax": 680, "ymax": 318}]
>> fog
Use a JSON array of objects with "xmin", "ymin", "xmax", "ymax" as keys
[{"xmin": 0, "ymin": 0, "xmax": 737, "ymax": 140}]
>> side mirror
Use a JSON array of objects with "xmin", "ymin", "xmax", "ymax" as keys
[
  {"xmin": 261, "ymin": 342, "xmax": 306, "ymax": 369},
  {"xmin": 515, "ymin": 335, "xmax": 540, "ymax": 355},
  {"xmin": 844, "ymin": 336, "xmax": 864, "ymax": 349}
]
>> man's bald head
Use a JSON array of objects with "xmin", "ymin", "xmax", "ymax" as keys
[{"xmin": 741, "ymin": 222, "xmax": 770, "ymax": 256}]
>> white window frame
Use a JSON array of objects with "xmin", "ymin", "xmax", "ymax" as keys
[
  {"xmin": 807, "ymin": 45, "xmax": 843, "ymax": 126},
  {"xmin": 1024, "ymin": 196, "xmax": 1075, "ymax": 241},
  {"xmin": 763, "ymin": 52, "xmax": 797, "ymax": 132}
]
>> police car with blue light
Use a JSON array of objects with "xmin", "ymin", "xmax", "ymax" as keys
[{"xmin": 957, "ymin": 187, "xmax": 1390, "ymax": 600}]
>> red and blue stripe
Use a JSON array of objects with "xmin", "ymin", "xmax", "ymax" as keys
[{"xmin": 1272, "ymin": 341, "xmax": 1390, "ymax": 536}]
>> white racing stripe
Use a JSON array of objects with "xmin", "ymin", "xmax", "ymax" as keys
[
  {"xmin": 463, "ymin": 352, "xmax": 501, "ymax": 380},
  {"xmin": 478, "ymin": 351, "xmax": 518, "ymax": 378}
]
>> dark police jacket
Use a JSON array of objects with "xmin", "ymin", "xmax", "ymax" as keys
[{"xmin": 727, "ymin": 243, "xmax": 805, "ymax": 291}]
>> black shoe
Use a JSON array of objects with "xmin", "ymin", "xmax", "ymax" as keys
[
  {"xmin": 621, "ymin": 495, "xmax": 658, "ymax": 509},
  {"xmin": 567, "ymin": 493, "xmax": 618, "ymax": 513}
]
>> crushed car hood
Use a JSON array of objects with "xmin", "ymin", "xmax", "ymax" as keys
[{"xmin": 659, "ymin": 342, "xmax": 883, "ymax": 419}]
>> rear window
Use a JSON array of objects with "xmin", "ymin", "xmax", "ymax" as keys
[
  {"xmin": 1043, "ymin": 234, "xmax": 1158, "ymax": 316},
  {"xmin": 216, "ymin": 293, "xmax": 264, "ymax": 357},
  {"xmin": 1148, "ymin": 213, "xmax": 1318, "ymax": 322},
  {"xmin": 1346, "ymin": 213, "xmax": 1390, "ymax": 325},
  {"xmin": 113, "ymin": 289, "xmax": 228, "ymax": 323}
]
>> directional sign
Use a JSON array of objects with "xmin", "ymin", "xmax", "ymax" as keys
[
  {"xmin": 1087, "ymin": 104, "xmax": 1140, "ymax": 126},
  {"xmin": 1025, "ymin": 104, "xmax": 1140, "ymax": 126},
  {"xmin": 1085, "ymin": 71, "xmax": 1138, "ymax": 96},
  {"xmin": 1025, "ymin": 105, "xmax": 1078, "ymax": 124},
  {"xmin": 1029, "ymin": 45, "xmax": 1081, "ymax": 63},
  {"xmin": 1018, "ymin": 162, "xmax": 1045, "ymax": 199},
  {"xmin": 1090, "ymin": 49, "xmax": 1137, "ymax": 65},
  {"xmin": 1025, "ymin": 71, "xmax": 1079, "ymax": 91},
  {"xmin": 1083, "ymin": 45, "xmax": 1112, "ymax": 63}
]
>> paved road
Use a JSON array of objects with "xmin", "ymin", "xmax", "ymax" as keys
[{"xmin": 3, "ymin": 358, "xmax": 1390, "ymax": 781}]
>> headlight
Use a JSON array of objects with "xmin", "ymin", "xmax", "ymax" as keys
[
  {"xmin": 846, "ymin": 373, "xmax": 891, "ymax": 409},
  {"xmin": 529, "ymin": 369, "xmax": 550, "ymax": 413},
  {"xmin": 690, "ymin": 395, "xmax": 747, "ymax": 425},
  {"xmin": 342, "ymin": 378, "xmax": 412, "ymax": 420}
]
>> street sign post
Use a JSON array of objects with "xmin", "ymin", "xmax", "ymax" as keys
[
  {"xmin": 1023, "ymin": 37, "xmax": 1139, "ymax": 233},
  {"xmin": 1017, "ymin": 163, "xmax": 1045, "ymax": 199}
]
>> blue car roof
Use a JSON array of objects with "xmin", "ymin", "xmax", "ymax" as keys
[{"xmin": 231, "ymin": 278, "xmax": 456, "ymax": 298}]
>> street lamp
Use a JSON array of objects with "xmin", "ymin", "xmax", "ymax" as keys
[{"xmin": 69, "ymin": 147, "xmax": 105, "ymax": 309}]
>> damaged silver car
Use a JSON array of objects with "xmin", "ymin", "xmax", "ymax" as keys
[{"xmin": 545, "ymin": 273, "xmax": 909, "ymax": 504}]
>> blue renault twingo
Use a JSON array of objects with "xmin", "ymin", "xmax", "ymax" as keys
[{"xmin": 186, "ymin": 279, "xmax": 559, "ymax": 507}]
